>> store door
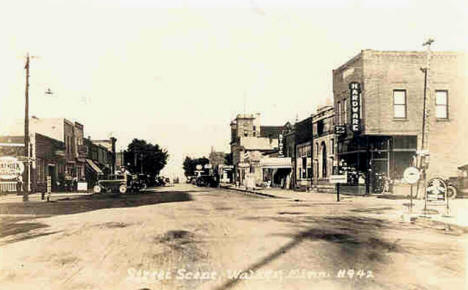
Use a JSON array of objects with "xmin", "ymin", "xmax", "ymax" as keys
[
  {"xmin": 371, "ymin": 159, "xmax": 388, "ymax": 193},
  {"xmin": 48, "ymin": 165, "xmax": 56, "ymax": 192}
]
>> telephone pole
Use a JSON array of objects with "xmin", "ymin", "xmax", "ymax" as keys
[
  {"xmin": 23, "ymin": 53, "xmax": 30, "ymax": 201},
  {"xmin": 416, "ymin": 39, "xmax": 434, "ymax": 204}
]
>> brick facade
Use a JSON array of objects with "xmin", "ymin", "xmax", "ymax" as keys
[{"xmin": 333, "ymin": 50, "xmax": 467, "ymax": 186}]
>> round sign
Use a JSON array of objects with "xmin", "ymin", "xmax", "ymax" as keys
[
  {"xmin": 403, "ymin": 167, "xmax": 420, "ymax": 184},
  {"xmin": 195, "ymin": 164, "xmax": 203, "ymax": 170}
]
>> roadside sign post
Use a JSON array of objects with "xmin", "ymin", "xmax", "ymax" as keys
[
  {"xmin": 403, "ymin": 167, "xmax": 421, "ymax": 213},
  {"xmin": 46, "ymin": 176, "xmax": 51, "ymax": 202},
  {"xmin": 337, "ymin": 183, "xmax": 340, "ymax": 202},
  {"xmin": 330, "ymin": 174, "xmax": 347, "ymax": 202}
]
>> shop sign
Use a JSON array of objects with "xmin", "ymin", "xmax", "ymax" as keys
[
  {"xmin": 238, "ymin": 162, "xmax": 250, "ymax": 168},
  {"xmin": 0, "ymin": 156, "xmax": 25, "ymax": 180},
  {"xmin": 335, "ymin": 125, "xmax": 346, "ymax": 135},
  {"xmin": 330, "ymin": 174, "xmax": 347, "ymax": 184},
  {"xmin": 349, "ymin": 82, "xmax": 361, "ymax": 132},
  {"xmin": 278, "ymin": 134, "xmax": 283, "ymax": 157}
]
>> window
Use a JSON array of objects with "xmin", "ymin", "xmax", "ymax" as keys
[
  {"xmin": 435, "ymin": 90, "xmax": 448, "ymax": 119},
  {"xmin": 342, "ymin": 99, "xmax": 347, "ymax": 124},
  {"xmin": 393, "ymin": 90, "xmax": 406, "ymax": 119},
  {"xmin": 337, "ymin": 101, "xmax": 341, "ymax": 124},
  {"xmin": 317, "ymin": 120, "xmax": 324, "ymax": 135},
  {"xmin": 330, "ymin": 139, "xmax": 334, "ymax": 154}
]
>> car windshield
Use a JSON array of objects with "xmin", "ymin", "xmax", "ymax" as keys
[{"xmin": 108, "ymin": 175, "xmax": 124, "ymax": 180}]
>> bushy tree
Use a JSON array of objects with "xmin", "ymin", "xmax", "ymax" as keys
[
  {"xmin": 183, "ymin": 156, "xmax": 209, "ymax": 177},
  {"xmin": 123, "ymin": 139, "xmax": 168, "ymax": 179}
]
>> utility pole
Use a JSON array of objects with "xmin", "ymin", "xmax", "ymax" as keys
[
  {"xmin": 417, "ymin": 39, "xmax": 434, "ymax": 207},
  {"xmin": 23, "ymin": 53, "xmax": 30, "ymax": 201}
]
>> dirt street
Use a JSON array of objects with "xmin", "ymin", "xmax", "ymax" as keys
[{"xmin": 0, "ymin": 184, "xmax": 466, "ymax": 290}]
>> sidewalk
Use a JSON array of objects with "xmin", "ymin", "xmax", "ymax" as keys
[{"xmin": 220, "ymin": 183, "xmax": 468, "ymax": 229}]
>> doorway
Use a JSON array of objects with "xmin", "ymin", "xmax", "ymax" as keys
[{"xmin": 48, "ymin": 165, "xmax": 56, "ymax": 192}]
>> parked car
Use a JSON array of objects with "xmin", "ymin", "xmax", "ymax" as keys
[
  {"xmin": 128, "ymin": 174, "xmax": 148, "ymax": 192},
  {"xmin": 196, "ymin": 175, "xmax": 218, "ymax": 187},
  {"xmin": 445, "ymin": 164, "xmax": 468, "ymax": 198},
  {"xmin": 155, "ymin": 176, "xmax": 166, "ymax": 186},
  {"xmin": 93, "ymin": 174, "xmax": 128, "ymax": 194}
]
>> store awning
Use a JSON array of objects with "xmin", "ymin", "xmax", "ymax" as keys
[
  {"xmin": 458, "ymin": 164, "xmax": 468, "ymax": 171},
  {"xmin": 86, "ymin": 159, "xmax": 103, "ymax": 175},
  {"xmin": 260, "ymin": 157, "xmax": 292, "ymax": 169}
]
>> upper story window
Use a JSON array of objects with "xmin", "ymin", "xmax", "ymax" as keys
[
  {"xmin": 393, "ymin": 90, "xmax": 407, "ymax": 119},
  {"xmin": 435, "ymin": 90, "xmax": 448, "ymax": 119},
  {"xmin": 342, "ymin": 99, "xmax": 347, "ymax": 124},
  {"xmin": 337, "ymin": 101, "xmax": 341, "ymax": 125},
  {"xmin": 317, "ymin": 120, "xmax": 324, "ymax": 135}
]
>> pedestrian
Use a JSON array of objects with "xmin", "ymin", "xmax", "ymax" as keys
[{"xmin": 16, "ymin": 175, "xmax": 23, "ymax": 193}]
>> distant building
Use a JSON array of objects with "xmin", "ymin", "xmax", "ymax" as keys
[
  {"xmin": 295, "ymin": 116, "xmax": 313, "ymax": 190},
  {"xmin": 230, "ymin": 113, "xmax": 286, "ymax": 186}
]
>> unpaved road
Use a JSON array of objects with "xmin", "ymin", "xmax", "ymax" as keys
[{"xmin": 0, "ymin": 184, "xmax": 466, "ymax": 290}]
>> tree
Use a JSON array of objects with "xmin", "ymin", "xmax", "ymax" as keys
[
  {"xmin": 123, "ymin": 139, "xmax": 168, "ymax": 179},
  {"xmin": 182, "ymin": 156, "xmax": 209, "ymax": 177},
  {"xmin": 224, "ymin": 153, "xmax": 233, "ymax": 165}
]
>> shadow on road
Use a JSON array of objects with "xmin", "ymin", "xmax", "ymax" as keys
[
  {"xmin": 0, "ymin": 191, "xmax": 193, "ymax": 216},
  {"xmin": 216, "ymin": 216, "xmax": 403, "ymax": 290}
]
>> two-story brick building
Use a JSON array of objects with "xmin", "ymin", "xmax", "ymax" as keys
[
  {"xmin": 312, "ymin": 106, "xmax": 336, "ymax": 191},
  {"xmin": 333, "ymin": 49, "xmax": 467, "ymax": 193}
]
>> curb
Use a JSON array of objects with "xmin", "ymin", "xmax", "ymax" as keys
[{"xmin": 219, "ymin": 185, "xmax": 280, "ymax": 199}]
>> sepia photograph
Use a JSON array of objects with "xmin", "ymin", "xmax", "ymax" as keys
[{"xmin": 0, "ymin": 0, "xmax": 467, "ymax": 289}]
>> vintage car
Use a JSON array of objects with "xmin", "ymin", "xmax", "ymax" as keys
[
  {"xmin": 195, "ymin": 175, "xmax": 218, "ymax": 187},
  {"xmin": 93, "ymin": 174, "xmax": 128, "ymax": 194},
  {"xmin": 446, "ymin": 164, "xmax": 468, "ymax": 198},
  {"xmin": 127, "ymin": 174, "xmax": 148, "ymax": 192}
]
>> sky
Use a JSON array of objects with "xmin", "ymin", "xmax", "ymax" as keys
[{"xmin": 0, "ymin": 0, "xmax": 467, "ymax": 179}]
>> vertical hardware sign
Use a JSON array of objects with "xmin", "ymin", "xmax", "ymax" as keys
[{"xmin": 349, "ymin": 82, "xmax": 361, "ymax": 132}]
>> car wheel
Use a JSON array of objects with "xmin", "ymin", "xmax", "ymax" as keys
[
  {"xmin": 447, "ymin": 185, "xmax": 457, "ymax": 199},
  {"xmin": 93, "ymin": 185, "xmax": 102, "ymax": 193},
  {"xmin": 119, "ymin": 185, "xmax": 127, "ymax": 194}
]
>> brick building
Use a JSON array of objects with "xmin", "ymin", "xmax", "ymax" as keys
[
  {"xmin": 0, "ymin": 134, "xmax": 65, "ymax": 192},
  {"xmin": 3, "ymin": 117, "xmax": 117, "ymax": 192},
  {"xmin": 333, "ymin": 49, "xmax": 467, "ymax": 193},
  {"xmin": 312, "ymin": 106, "xmax": 335, "ymax": 191}
]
